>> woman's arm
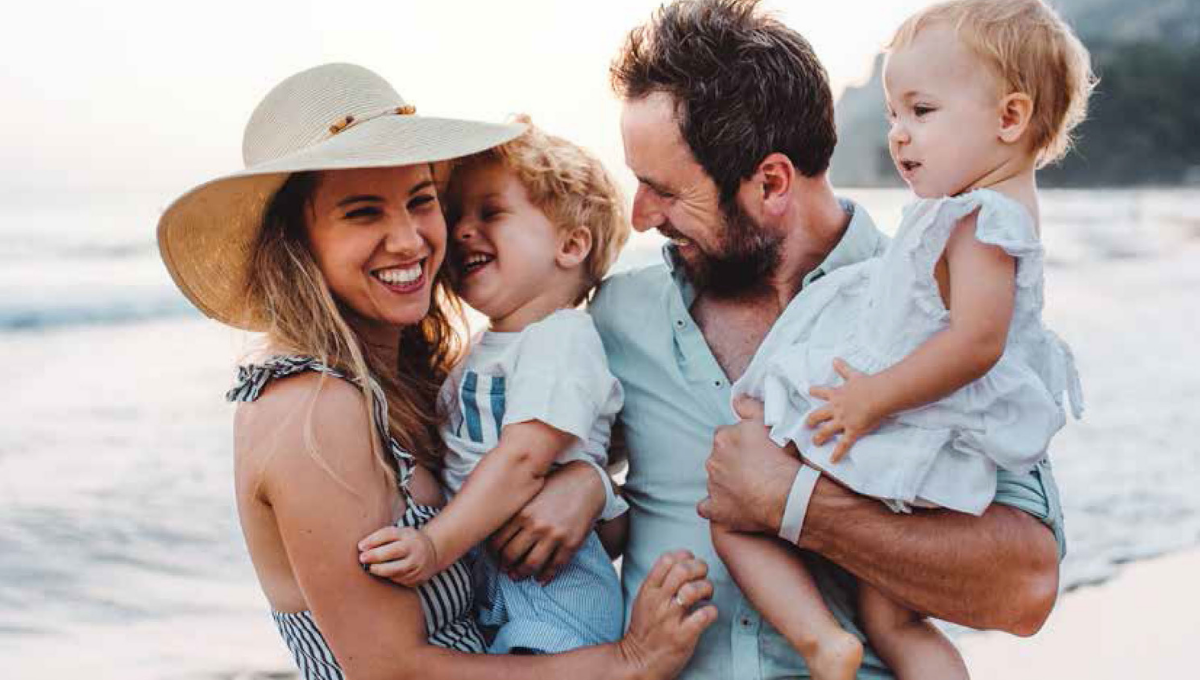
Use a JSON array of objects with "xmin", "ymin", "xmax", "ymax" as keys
[
  {"xmin": 244, "ymin": 376, "xmax": 714, "ymax": 680},
  {"xmin": 807, "ymin": 212, "xmax": 1017, "ymax": 459}
]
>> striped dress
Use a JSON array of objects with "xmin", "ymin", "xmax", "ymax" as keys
[{"xmin": 228, "ymin": 356, "xmax": 485, "ymax": 680}]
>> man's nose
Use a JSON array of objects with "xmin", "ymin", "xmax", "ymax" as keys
[{"xmin": 631, "ymin": 184, "xmax": 664, "ymax": 233}]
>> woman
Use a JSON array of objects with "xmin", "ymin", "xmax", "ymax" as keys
[{"xmin": 157, "ymin": 63, "xmax": 715, "ymax": 680}]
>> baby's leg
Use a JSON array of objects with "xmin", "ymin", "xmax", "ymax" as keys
[
  {"xmin": 859, "ymin": 583, "xmax": 968, "ymax": 680},
  {"xmin": 712, "ymin": 524, "xmax": 861, "ymax": 680}
]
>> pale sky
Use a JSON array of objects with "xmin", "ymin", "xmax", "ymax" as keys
[{"xmin": 0, "ymin": 0, "xmax": 933, "ymax": 206}]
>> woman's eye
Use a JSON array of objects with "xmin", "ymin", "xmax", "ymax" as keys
[
  {"xmin": 344, "ymin": 207, "xmax": 380, "ymax": 220},
  {"xmin": 409, "ymin": 194, "xmax": 437, "ymax": 211}
]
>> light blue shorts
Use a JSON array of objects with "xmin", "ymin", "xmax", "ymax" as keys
[{"xmin": 475, "ymin": 531, "xmax": 623, "ymax": 654}]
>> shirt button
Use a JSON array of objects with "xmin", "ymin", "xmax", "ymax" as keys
[
  {"xmin": 740, "ymin": 617, "xmax": 752, "ymax": 627},
  {"xmin": 675, "ymin": 319, "xmax": 686, "ymax": 328},
  {"xmin": 714, "ymin": 380, "xmax": 722, "ymax": 387}
]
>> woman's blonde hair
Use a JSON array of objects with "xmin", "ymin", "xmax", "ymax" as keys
[
  {"xmin": 890, "ymin": 0, "xmax": 1097, "ymax": 167},
  {"xmin": 447, "ymin": 116, "xmax": 630, "ymax": 303},
  {"xmin": 245, "ymin": 170, "xmax": 463, "ymax": 486}
]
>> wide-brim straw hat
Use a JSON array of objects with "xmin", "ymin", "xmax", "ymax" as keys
[{"xmin": 157, "ymin": 63, "xmax": 524, "ymax": 331}]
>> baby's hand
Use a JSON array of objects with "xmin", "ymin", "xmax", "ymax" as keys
[
  {"xmin": 806, "ymin": 358, "xmax": 884, "ymax": 463},
  {"xmin": 357, "ymin": 526, "xmax": 439, "ymax": 587}
]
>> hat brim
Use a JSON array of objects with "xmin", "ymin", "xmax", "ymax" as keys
[{"xmin": 158, "ymin": 115, "xmax": 525, "ymax": 330}]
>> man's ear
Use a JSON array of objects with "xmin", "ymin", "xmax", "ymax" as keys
[
  {"xmin": 755, "ymin": 152, "xmax": 795, "ymax": 219},
  {"xmin": 557, "ymin": 225, "xmax": 593, "ymax": 269},
  {"xmin": 998, "ymin": 92, "xmax": 1034, "ymax": 145}
]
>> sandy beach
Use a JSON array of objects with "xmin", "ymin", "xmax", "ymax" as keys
[{"xmin": 959, "ymin": 547, "xmax": 1200, "ymax": 679}]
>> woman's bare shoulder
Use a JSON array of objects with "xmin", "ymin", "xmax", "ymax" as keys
[{"xmin": 233, "ymin": 371, "xmax": 384, "ymax": 501}]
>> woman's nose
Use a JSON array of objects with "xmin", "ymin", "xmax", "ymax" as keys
[{"xmin": 384, "ymin": 214, "xmax": 423, "ymax": 255}]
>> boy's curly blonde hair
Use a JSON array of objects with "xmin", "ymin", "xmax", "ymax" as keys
[
  {"xmin": 449, "ymin": 116, "xmax": 630, "ymax": 303},
  {"xmin": 891, "ymin": 0, "xmax": 1096, "ymax": 167}
]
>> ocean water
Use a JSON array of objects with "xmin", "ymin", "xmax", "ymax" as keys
[{"xmin": 2, "ymin": 188, "xmax": 1198, "ymax": 678}]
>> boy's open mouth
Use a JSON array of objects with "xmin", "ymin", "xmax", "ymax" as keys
[{"xmin": 461, "ymin": 252, "xmax": 495, "ymax": 276}]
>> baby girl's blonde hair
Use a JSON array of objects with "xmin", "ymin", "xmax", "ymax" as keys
[
  {"xmin": 448, "ymin": 116, "xmax": 630, "ymax": 303},
  {"xmin": 891, "ymin": 0, "xmax": 1096, "ymax": 167}
]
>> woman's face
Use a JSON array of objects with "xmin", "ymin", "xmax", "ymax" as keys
[{"xmin": 304, "ymin": 165, "xmax": 446, "ymax": 346}]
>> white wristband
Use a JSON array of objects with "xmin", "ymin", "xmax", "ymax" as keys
[{"xmin": 778, "ymin": 464, "xmax": 821, "ymax": 544}]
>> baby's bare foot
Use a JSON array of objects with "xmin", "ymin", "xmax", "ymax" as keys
[{"xmin": 806, "ymin": 630, "xmax": 863, "ymax": 680}]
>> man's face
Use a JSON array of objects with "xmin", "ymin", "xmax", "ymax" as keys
[{"xmin": 620, "ymin": 92, "xmax": 781, "ymax": 296}]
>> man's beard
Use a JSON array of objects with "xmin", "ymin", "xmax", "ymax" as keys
[{"xmin": 676, "ymin": 198, "xmax": 782, "ymax": 298}]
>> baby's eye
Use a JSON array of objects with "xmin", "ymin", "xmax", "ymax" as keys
[{"xmin": 913, "ymin": 104, "xmax": 936, "ymax": 117}]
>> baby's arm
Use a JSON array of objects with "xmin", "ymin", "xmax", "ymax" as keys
[
  {"xmin": 809, "ymin": 212, "xmax": 1016, "ymax": 460},
  {"xmin": 359, "ymin": 420, "xmax": 575, "ymax": 585}
]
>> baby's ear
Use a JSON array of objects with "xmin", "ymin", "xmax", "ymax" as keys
[
  {"xmin": 998, "ymin": 92, "xmax": 1034, "ymax": 145},
  {"xmin": 556, "ymin": 225, "xmax": 593, "ymax": 269}
]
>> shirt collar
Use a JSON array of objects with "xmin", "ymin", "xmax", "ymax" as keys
[{"xmin": 662, "ymin": 197, "xmax": 886, "ymax": 304}]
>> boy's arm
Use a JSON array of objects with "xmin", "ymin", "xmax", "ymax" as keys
[
  {"xmin": 597, "ymin": 512, "xmax": 630, "ymax": 559},
  {"xmin": 422, "ymin": 421, "xmax": 576, "ymax": 573}
]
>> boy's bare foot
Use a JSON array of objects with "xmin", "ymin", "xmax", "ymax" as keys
[{"xmin": 804, "ymin": 630, "xmax": 863, "ymax": 680}]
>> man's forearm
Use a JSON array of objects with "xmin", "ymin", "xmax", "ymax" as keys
[{"xmin": 798, "ymin": 477, "xmax": 1059, "ymax": 635}]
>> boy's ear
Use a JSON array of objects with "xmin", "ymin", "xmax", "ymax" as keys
[
  {"xmin": 557, "ymin": 225, "xmax": 593, "ymax": 269},
  {"xmin": 998, "ymin": 92, "xmax": 1034, "ymax": 145}
]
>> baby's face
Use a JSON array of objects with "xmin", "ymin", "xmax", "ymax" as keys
[
  {"xmin": 446, "ymin": 161, "xmax": 564, "ymax": 326},
  {"xmin": 883, "ymin": 23, "xmax": 1007, "ymax": 198}
]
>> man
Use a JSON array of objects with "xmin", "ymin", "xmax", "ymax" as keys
[{"xmin": 589, "ymin": 1, "xmax": 1064, "ymax": 677}]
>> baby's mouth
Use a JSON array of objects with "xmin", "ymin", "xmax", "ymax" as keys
[{"xmin": 900, "ymin": 160, "xmax": 922, "ymax": 172}]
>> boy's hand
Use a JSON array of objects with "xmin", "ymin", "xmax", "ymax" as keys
[
  {"xmin": 806, "ymin": 358, "xmax": 884, "ymax": 463},
  {"xmin": 357, "ymin": 526, "xmax": 439, "ymax": 587}
]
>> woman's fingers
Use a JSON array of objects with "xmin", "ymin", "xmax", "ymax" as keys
[
  {"xmin": 488, "ymin": 520, "xmax": 522, "ymax": 556},
  {"xmin": 832, "ymin": 358, "xmax": 858, "ymax": 381},
  {"xmin": 808, "ymin": 385, "xmax": 832, "ymax": 402}
]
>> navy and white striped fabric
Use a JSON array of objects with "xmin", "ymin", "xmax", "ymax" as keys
[
  {"xmin": 456, "ymin": 370, "xmax": 507, "ymax": 447},
  {"xmin": 229, "ymin": 356, "xmax": 485, "ymax": 679}
]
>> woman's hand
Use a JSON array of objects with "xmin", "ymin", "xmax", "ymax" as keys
[
  {"xmin": 488, "ymin": 460, "xmax": 607, "ymax": 583},
  {"xmin": 357, "ymin": 525, "xmax": 439, "ymax": 587},
  {"xmin": 618, "ymin": 550, "xmax": 717, "ymax": 679},
  {"xmin": 806, "ymin": 358, "xmax": 885, "ymax": 462}
]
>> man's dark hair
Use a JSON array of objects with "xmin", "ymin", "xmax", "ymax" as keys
[{"xmin": 611, "ymin": 0, "xmax": 837, "ymax": 203}]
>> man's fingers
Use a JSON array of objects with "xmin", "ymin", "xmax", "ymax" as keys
[
  {"xmin": 498, "ymin": 529, "xmax": 536, "ymax": 574},
  {"xmin": 805, "ymin": 406, "xmax": 832, "ymax": 428},
  {"xmin": 682, "ymin": 604, "xmax": 719, "ymax": 636},
  {"xmin": 732, "ymin": 395, "xmax": 765, "ymax": 421},
  {"xmin": 515, "ymin": 537, "xmax": 556, "ymax": 580},
  {"xmin": 488, "ymin": 521, "xmax": 522, "ymax": 554},
  {"xmin": 537, "ymin": 546, "xmax": 567, "ymax": 584},
  {"xmin": 661, "ymin": 558, "xmax": 709, "ymax": 604},
  {"xmin": 645, "ymin": 550, "xmax": 693, "ymax": 589}
]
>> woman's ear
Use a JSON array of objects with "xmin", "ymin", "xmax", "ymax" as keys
[
  {"xmin": 556, "ymin": 225, "xmax": 593, "ymax": 269},
  {"xmin": 998, "ymin": 92, "xmax": 1034, "ymax": 145}
]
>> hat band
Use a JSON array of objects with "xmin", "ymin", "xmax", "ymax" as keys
[{"xmin": 328, "ymin": 105, "xmax": 417, "ymax": 137}]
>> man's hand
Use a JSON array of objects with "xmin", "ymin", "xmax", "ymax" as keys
[
  {"xmin": 807, "ymin": 358, "xmax": 885, "ymax": 462},
  {"xmin": 357, "ymin": 526, "xmax": 439, "ymax": 587},
  {"xmin": 488, "ymin": 460, "xmax": 606, "ymax": 583},
  {"xmin": 697, "ymin": 396, "xmax": 801, "ymax": 534}
]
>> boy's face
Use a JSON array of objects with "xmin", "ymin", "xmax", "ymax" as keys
[
  {"xmin": 447, "ymin": 161, "xmax": 567, "ymax": 330},
  {"xmin": 884, "ymin": 22, "xmax": 1007, "ymax": 198}
]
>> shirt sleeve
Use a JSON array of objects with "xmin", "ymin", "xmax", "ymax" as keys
[
  {"xmin": 993, "ymin": 458, "xmax": 1067, "ymax": 560},
  {"xmin": 502, "ymin": 310, "xmax": 624, "ymax": 447}
]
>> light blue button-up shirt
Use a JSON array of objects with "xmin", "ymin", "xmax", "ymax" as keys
[{"xmin": 590, "ymin": 200, "xmax": 1066, "ymax": 679}]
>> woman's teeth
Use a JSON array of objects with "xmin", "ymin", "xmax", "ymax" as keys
[{"xmin": 374, "ymin": 263, "xmax": 422, "ymax": 285}]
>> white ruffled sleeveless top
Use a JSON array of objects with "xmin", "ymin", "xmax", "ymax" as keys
[{"xmin": 733, "ymin": 189, "xmax": 1083, "ymax": 515}]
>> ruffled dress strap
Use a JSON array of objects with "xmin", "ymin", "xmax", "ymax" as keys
[
  {"xmin": 226, "ymin": 355, "xmax": 417, "ymax": 495},
  {"xmin": 904, "ymin": 188, "xmax": 1045, "ymax": 321}
]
